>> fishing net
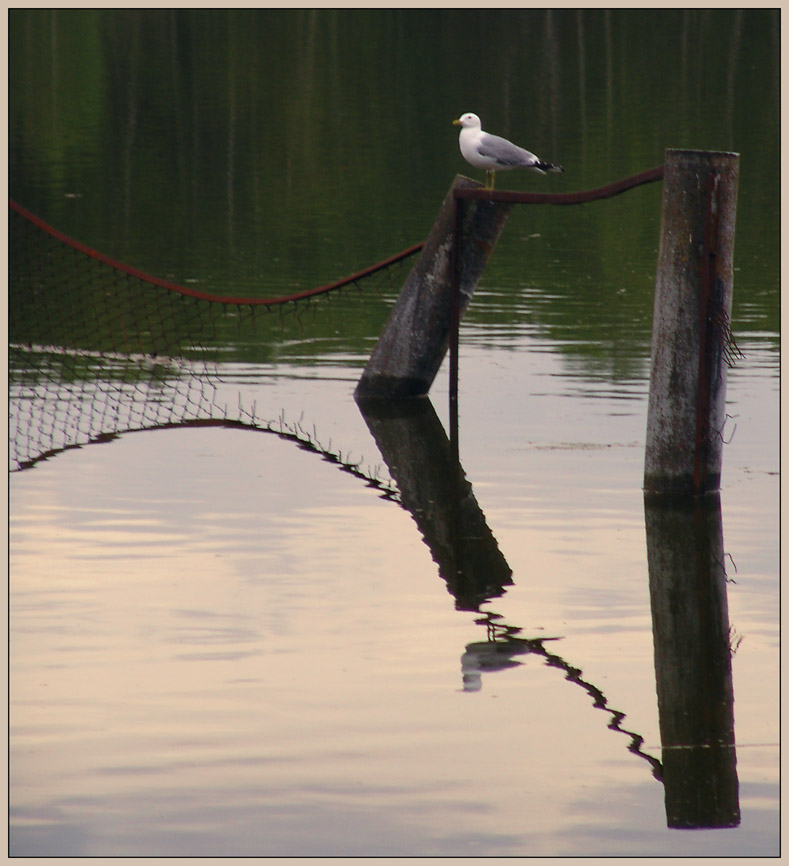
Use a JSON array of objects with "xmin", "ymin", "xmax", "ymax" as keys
[{"xmin": 8, "ymin": 199, "xmax": 421, "ymax": 477}]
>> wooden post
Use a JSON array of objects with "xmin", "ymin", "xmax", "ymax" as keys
[
  {"xmin": 644, "ymin": 149, "xmax": 740, "ymax": 495},
  {"xmin": 354, "ymin": 175, "xmax": 512, "ymax": 399}
]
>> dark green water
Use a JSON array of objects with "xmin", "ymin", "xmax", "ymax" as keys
[{"xmin": 9, "ymin": 9, "xmax": 779, "ymax": 344}]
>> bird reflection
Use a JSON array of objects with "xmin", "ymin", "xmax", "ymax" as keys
[
  {"xmin": 461, "ymin": 614, "xmax": 557, "ymax": 692},
  {"xmin": 462, "ymin": 612, "xmax": 664, "ymax": 779},
  {"xmin": 357, "ymin": 394, "xmax": 740, "ymax": 826}
]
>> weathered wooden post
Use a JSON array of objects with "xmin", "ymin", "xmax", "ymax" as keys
[
  {"xmin": 644, "ymin": 149, "xmax": 740, "ymax": 495},
  {"xmin": 354, "ymin": 175, "xmax": 512, "ymax": 399}
]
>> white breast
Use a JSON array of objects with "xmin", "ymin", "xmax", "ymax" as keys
[{"xmin": 459, "ymin": 128, "xmax": 498, "ymax": 169}]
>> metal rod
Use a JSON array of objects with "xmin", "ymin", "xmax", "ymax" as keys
[
  {"xmin": 449, "ymin": 195, "xmax": 462, "ymax": 457},
  {"xmin": 452, "ymin": 165, "xmax": 664, "ymax": 205}
]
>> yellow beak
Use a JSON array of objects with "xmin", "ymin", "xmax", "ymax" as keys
[{"xmin": 452, "ymin": 118, "xmax": 462, "ymax": 126}]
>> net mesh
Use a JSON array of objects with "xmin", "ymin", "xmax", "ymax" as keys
[
  {"xmin": 8, "ymin": 201, "xmax": 666, "ymax": 773},
  {"xmin": 8, "ymin": 199, "xmax": 419, "ymax": 481}
]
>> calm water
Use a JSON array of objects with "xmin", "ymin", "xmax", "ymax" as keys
[{"xmin": 9, "ymin": 9, "xmax": 779, "ymax": 857}]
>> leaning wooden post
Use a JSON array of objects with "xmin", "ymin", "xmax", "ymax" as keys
[
  {"xmin": 644, "ymin": 149, "xmax": 740, "ymax": 495},
  {"xmin": 354, "ymin": 175, "xmax": 512, "ymax": 399}
]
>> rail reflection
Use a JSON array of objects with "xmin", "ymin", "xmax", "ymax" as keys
[{"xmin": 359, "ymin": 394, "xmax": 740, "ymax": 828}]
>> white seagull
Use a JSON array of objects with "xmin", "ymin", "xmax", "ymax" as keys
[{"xmin": 452, "ymin": 112, "xmax": 564, "ymax": 190}]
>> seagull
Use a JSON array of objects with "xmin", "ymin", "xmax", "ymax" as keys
[{"xmin": 452, "ymin": 112, "xmax": 564, "ymax": 190}]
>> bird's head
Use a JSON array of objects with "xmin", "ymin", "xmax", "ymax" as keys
[{"xmin": 452, "ymin": 113, "xmax": 481, "ymax": 129}]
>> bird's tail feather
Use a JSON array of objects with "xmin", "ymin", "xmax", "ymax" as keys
[{"xmin": 537, "ymin": 160, "xmax": 564, "ymax": 173}]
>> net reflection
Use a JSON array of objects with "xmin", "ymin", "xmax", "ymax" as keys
[
  {"xmin": 9, "ymin": 341, "xmax": 740, "ymax": 830},
  {"xmin": 356, "ymin": 395, "xmax": 662, "ymax": 775},
  {"xmin": 359, "ymin": 394, "xmax": 740, "ymax": 825}
]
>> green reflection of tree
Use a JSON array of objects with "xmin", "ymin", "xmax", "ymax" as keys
[{"xmin": 9, "ymin": 8, "xmax": 779, "ymax": 373}]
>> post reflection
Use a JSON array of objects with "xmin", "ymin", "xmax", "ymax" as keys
[
  {"xmin": 355, "ymin": 395, "xmax": 512, "ymax": 611},
  {"xmin": 644, "ymin": 492, "xmax": 740, "ymax": 829},
  {"xmin": 356, "ymin": 393, "xmax": 661, "ymax": 779}
]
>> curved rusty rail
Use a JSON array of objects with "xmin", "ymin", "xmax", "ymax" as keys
[
  {"xmin": 452, "ymin": 164, "xmax": 665, "ymax": 204},
  {"xmin": 9, "ymin": 198, "xmax": 424, "ymax": 307}
]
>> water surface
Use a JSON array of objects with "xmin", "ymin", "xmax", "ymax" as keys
[{"xmin": 9, "ymin": 9, "xmax": 779, "ymax": 857}]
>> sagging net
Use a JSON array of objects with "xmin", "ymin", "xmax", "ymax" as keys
[
  {"xmin": 8, "ymin": 198, "xmax": 421, "ymax": 481},
  {"xmin": 8, "ymin": 202, "xmax": 666, "ymax": 774}
]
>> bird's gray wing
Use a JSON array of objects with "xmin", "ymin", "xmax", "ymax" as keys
[{"xmin": 477, "ymin": 132, "xmax": 540, "ymax": 168}]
